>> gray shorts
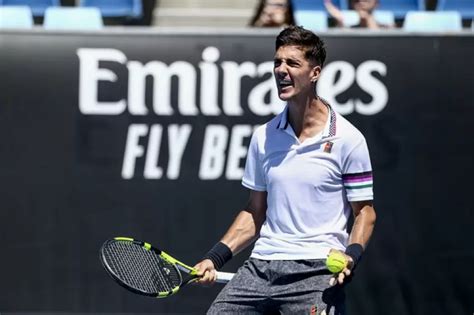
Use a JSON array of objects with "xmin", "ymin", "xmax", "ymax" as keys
[{"xmin": 207, "ymin": 258, "xmax": 346, "ymax": 315}]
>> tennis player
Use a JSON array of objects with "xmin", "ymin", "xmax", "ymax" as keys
[{"xmin": 195, "ymin": 25, "xmax": 376, "ymax": 314}]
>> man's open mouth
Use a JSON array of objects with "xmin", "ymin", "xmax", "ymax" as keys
[{"xmin": 279, "ymin": 80, "xmax": 293, "ymax": 89}]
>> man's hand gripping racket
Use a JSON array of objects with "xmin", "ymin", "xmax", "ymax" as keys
[{"xmin": 100, "ymin": 237, "xmax": 234, "ymax": 298}]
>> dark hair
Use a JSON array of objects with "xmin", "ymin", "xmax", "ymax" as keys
[
  {"xmin": 275, "ymin": 26, "xmax": 326, "ymax": 67},
  {"xmin": 249, "ymin": 0, "xmax": 295, "ymax": 27}
]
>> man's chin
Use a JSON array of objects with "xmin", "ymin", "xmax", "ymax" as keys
[{"xmin": 278, "ymin": 93, "xmax": 292, "ymax": 101}]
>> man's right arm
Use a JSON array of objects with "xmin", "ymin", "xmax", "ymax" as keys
[{"xmin": 195, "ymin": 189, "xmax": 267, "ymax": 284}]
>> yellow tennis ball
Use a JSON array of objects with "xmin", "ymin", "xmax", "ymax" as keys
[{"xmin": 326, "ymin": 251, "xmax": 347, "ymax": 274}]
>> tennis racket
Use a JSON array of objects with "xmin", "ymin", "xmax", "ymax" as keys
[{"xmin": 100, "ymin": 237, "xmax": 234, "ymax": 298}]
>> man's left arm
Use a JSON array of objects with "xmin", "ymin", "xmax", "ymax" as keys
[{"xmin": 330, "ymin": 200, "xmax": 376, "ymax": 286}]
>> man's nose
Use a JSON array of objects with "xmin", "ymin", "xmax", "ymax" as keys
[{"xmin": 274, "ymin": 64, "xmax": 288, "ymax": 76}]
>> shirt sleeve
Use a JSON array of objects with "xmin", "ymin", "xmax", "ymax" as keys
[
  {"xmin": 342, "ymin": 138, "xmax": 374, "ymax": 202},
  {"xmin": 242, "ymin": 130, "xmax": 266, "ymax": 191}
]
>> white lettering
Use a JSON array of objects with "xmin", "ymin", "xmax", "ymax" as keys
[
  {"xmin": 248, "ymin": 61, "xmax": 285, "ymax": 116},
  {"xmin": 127, "ymin": 61, "xmax": 151, "ymax": 115},
  {"xmin": 222, "ymin": 61, "xmax": 257, "ymax": 116},
  {"xmin": 77, "ymin": 48, "xmax": 127, "ymax": 115},
  {"xmin": 143, "ymin": 124, "xmax": 163, "ymax": 179},
  {"xmin": 317, "ymin": 61, "xmax": 388, "ymax": 116},
  {"xmin": 199, "ymin": 47, "xmax": 221, "ymax": 116},
  {"xmin": 122, "ymin": 124, "xmax": 148, "ymax": 179},
  {"xmin": 127, "ymin": 60, "xmax": 198, "ymax": 116},
  {"xmin": 199, "ymin": 125, "xmax": 229, "ymax": 180},
  {"xmin": 317, "ymin": 61, "xmax": 356, "ymax": 115},
  {"xmin": 78, "ymin": 48, "xmax": 389, "ymax": 118},
  {"xmin": 225, "ymin": 125, "xmax": 253, "ymax": 180},
  {"xmin": 123, "ymin": 124, "xmax": 192, "ymax": 179},
  {"xmin": 355, "ymin": 61, "xmax": 388, "ymax": 115},
  {"xmin": 167, "ymin": 124, "xmax": 192, "ymax": 179}
]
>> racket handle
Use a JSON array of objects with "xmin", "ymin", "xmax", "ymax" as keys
[{"xmin": 216, "ymin": 271, "xmax": 234, "ymax": 283}]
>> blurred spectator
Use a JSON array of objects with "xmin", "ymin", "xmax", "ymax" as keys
[
  {"xmin": 250, "ymin": 0, "xmax": 294, "ymax": 27},
  {"xmin": 325, "ymin": 0, "xmax": 393, "ymax": 29}
]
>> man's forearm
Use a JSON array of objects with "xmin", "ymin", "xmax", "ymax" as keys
[
  {"xmin": 221, "ymin": 209, "xmax": 264, "ymax": 255},
  {"xmin": 349, "ymin": 204, "xmax": 376, "ymax": 248}
]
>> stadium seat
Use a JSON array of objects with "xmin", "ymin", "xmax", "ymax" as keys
[
  {"xmin": 373, "ymin": 10, "xmax": 396, "ymax": 26},
  {"xmin": 79, "ymin": 0, "xmax": 142, "ymax": 18},
  {"xmin": 376, "ymin": 0, "xmax": 425, "ymax": 19},
  {"xmin": 403, "ymin": 11, "xmax": 463, "ymax": 31},
  {"xmin": 294, "ymin": 10, "xmax": 328, "ymax": 31},
  {"xmin": 0, "ymin": 5, "xmax": 34, "ymax": 28},
  {"xmin": 1, "ymin": 0, "xmax": 60, "ymax": 17},
  {"xmin": 43, "ymin": 7, "xmax": 103, "ymax": 30},
  {"xmin": 341, "ymin": 10, "xmax": 360, "ymax": 27},
  {"xmin": 436, "ymin": 0, "xmax": 474, "ymax": 19},
  {"xmin": 339, "ymin": 10, "xmax": 395, "ymax": 27},
  {"xmin": 292, "ymin": 0, "xmax": 348, "ymax": 12}
]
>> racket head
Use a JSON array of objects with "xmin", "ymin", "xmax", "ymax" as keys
[{"xmin": 100, "ymin": 237, "xmax": 193, "ymax": 298}]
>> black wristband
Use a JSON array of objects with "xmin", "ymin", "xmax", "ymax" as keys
[
  {"xmin": 345, "ymin": 243, "xmax": 363, "ymax": 268},
  {"xmin": 203, "ymin": 242, "xmax": 233, "ymax": 270}
]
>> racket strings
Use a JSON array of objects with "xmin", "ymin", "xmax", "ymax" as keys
[{"xmin": 102, "ymin": 241, "xmax": 182, "ymax": 294}]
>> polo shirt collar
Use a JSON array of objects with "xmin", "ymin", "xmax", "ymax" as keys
[
  {"xmin": 276, "ymin": 100, "xmax": 337, "ymax": 139},
  {"xmin": 276, "ymin": 105, "xmax": 290, "ymax": 130},
  {"xmin": 321, "ymin": 98, "xmax": 337, "ymax": 139}
]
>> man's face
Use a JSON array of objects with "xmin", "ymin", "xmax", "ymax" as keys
[
  {"xmin": 273, "ymin": 45, "xmax": 319, "ymax": 101},
  {"xmin": 260, "ymin": 0, "xmax": 288, "ymax": 26},
  {"xmin": 351, "ymin": 0, "xmax": 378, "ymax": 12}
]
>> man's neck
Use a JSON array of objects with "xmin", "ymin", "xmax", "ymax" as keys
[{"xmin": 287, "ymin": 97, "xmax": 328, "ymax": 142}]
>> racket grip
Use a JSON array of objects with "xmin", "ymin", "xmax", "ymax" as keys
[{"xmin": 216, "ymin": 271, "xmax": 234, "ymax": 283}]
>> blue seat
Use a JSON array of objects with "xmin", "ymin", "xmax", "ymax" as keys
[
  {"xmin": 43, "ymin": 7, "xmax": 103, "ymax": 30},
  {"xmin": 376, "ymin": 0, "xmax": 425, "ymax": 19},
  {"xmin": 339, "ymin": 10, "xmax": 395, "ymax": 27},
  {"xmin": 437, "ymin": 0, "xmax": 474, "ymax": 19},
  {"xmin": 403, "ymin": 11, "xmax": 463, "ymax": 31},
  {"xmin": 292, "ymin": 0, "xmax": 348, "ymax": 12},
  {"xmin": 0, "ymin": 5, "xmax": 34, "ymax": 28},
  {"xmin": 79, "ymin": 0, "xmax": 142, "ymax": 18},
  {"xmin": 1, "ymin": 0, "xmax": 60, "ymax": 17},
  {"xmin": 373, "ymin": 10, "xmax": 396, "ymax": 26},
  {"xmin": 340, "ymin": 10, "xmax": 359, "ymax": 27},
  {"xmin": 294, "ymin": 10, "xmax": 328, "ymax": 31}
]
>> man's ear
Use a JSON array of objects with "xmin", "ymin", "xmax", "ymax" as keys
[{"xmin": 311, "ymin": 65, "xmax": 322, "ymax": 83}]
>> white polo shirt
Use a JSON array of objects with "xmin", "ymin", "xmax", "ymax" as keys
[{"xmin": 242, "ymin": 104, "xmax": 374, "ymax": 260}]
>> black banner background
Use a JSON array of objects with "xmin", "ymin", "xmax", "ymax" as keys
[{"xmin": 0, "ymin": 30, "xmax": 473, "ymax": 314}]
